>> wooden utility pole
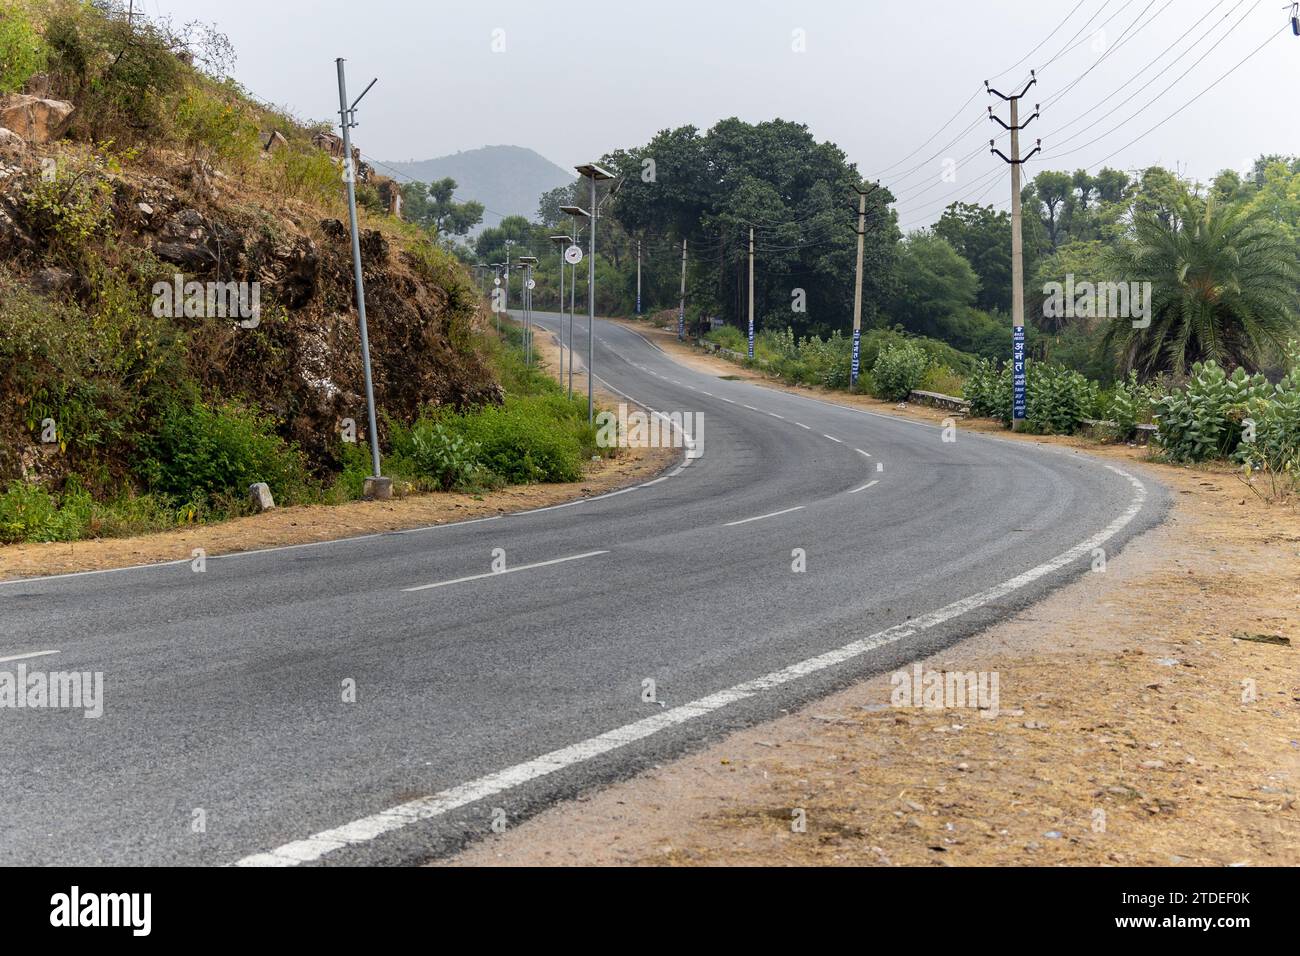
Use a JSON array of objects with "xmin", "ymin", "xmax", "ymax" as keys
[{"xmin": 988, "ymin": 72, "xmax": 1041, "ymax": 431}]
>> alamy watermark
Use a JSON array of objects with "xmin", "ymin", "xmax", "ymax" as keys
[
  {"xmin": 890, "ymin": 663, "xmax": 1000, "ymax": 718},
  {"xmin": 1043, "ymin": 274, "xmax": 1151, "ymax": 328},
  {"xmin": 0, "ymin": 664, "xmax": 104, "ymax": 718},
  {"xmin": 595, "ymin": 403, "xmax": 703, "ymax": 458},
  {"xmin": 152, "ymin": 274, "xmax": 261, "ymax": 328}
]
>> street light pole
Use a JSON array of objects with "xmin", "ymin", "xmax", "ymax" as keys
[
  {"xmin": 571, "ymin": 165, "xmax": 613, "ymax": 424},
  {"xmin": 334, "ymin": 57, "xmax": 389, "ymax": 499}
]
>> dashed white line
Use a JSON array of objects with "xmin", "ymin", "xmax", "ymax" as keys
[
  {"xmin": 724, "ymin": 506, "xmax": 805, "ymax": 527},
  {"xmin": 237, "ymin": 467, "xmax": 1149, "ymax": 868},
  {"xmin": 402, "ymin": 551, "xmax": 609, "ymax": 593},
  {"xmin": 795, "ymin": 422, "xmax": 811, "ymax": 430},
  {"xmin": 823, "ymin": 434, "xmax": 843, "ymax": 443},
  {"xmin": 855, "ymin": 448, "xmax": 872, "ymax": 458},
  {"xmin": 849, "ymin": 480, "xmax": 879, "ymax": 494},
  {"xmin": 768, "ymin": 412, "xmax": 785, "ymax": 420},
  {"xmin": 742, "ymin": 404, "xmax": 759, "ymax": 411}
]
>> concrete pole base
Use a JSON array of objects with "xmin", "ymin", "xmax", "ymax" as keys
[{"xmin": 364, "ymin": 476, "xmax": 393, "ymax": 501}]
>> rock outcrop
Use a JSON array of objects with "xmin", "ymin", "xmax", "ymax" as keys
[{"xmin": 0, "ymin": 95, "xmax": 75, "ymax": 144}]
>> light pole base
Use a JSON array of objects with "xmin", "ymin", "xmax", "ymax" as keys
[{"xmin": 364, "ymin": 476, "xmax": 393, "ymax": 501}]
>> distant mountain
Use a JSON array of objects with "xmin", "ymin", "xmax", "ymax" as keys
[{"xmin": 383, "ymin": 145, "xmax": 574, "ymax": 235}]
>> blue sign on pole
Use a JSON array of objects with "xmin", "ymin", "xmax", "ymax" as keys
[
  {"xmin": 1012, "ymin": 324, "xmax": 1027, "ymax": 421},
  {"xmin": 747, "ymin": 318, "xmax": 755, "ymax": 359},
  {"xmin": 850, "ymin": 328, "xmax": 862, "ymax": 388}
]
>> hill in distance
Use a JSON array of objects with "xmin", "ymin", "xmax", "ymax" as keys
[{"xmin": 383, "ymin": 145, "xmax": 574, "ymax": 234}]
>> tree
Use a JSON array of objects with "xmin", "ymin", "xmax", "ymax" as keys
[
  {"xmin": 401, "ymin": 177, "xmax": 484, "ymax": 237},
  {"xmin": 888, "ymin": 233, "xmax": 979, "ymax": 341},
  {"xmin": 1102, "ymin": 192, "xmax": 1300, "ymax": 378},
  {"xmin": 934, "ymin": 202, "xmax": 1013, "ymax": 313}
]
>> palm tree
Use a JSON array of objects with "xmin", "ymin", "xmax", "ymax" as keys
[{"xmin": 1102, "ymin": 192, "xmax": 1299, "ymax": 379}]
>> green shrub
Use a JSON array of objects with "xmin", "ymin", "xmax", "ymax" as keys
[
  {"xmin": 1027, "ymin": 362, "xmax": 1100, "ymax": 435},
  {"xmin": 408, "ymin": 421, "xmax": 482, "ymax": 491},
  {"xmin": 138, "ymin": 402, "xmax": 310, "ymax": 504},
  {"xmin": 0, "ymin": 480, "xmax": 90, "ymax": 543},
  {"xmin": 1154, "ymin": 361, "xmax": 1270, "ymax": 462},
  {"xmin": 965, "ymin": 357, "xmax": 1099, "ymax": 433},
  {"xmin": 705, "ymin": 325, "xmax": 746, "ymax": 352},
  {"xmin": 1102, "ymin": 371, "xmax": 1159, "ymax": 441},
  {"xmin": 1238, "ymin": 372, "xmax": 1300, "ymax": 499},
  {"xmin": 274, "ymin": 148, "xmax": 341, "ymax": 205},
  {"xmin": 871, "ymin": 342, "xmax": 929, "ymax": 401},
  {"xmin": 920, "ymin": 364, "xmax": 965, "ymax": 397},
  {"xmin": 0, "ymin": 5, "xmax": 47, "ymax": 94},
  {"xmin": 451, "ymin": 396, "xmax": 591, "ymax": 484}
]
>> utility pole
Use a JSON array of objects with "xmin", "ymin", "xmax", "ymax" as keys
[
  {"xmin": 335, "ymin": 58, "xmax": 389, "ymax": 499},
  {"xmin": 677, "ymin": 239, "xmax": 687, "ymax": 341},
  {"xmin": 988, "ymin": 72, "xmax": 1041, "ymax": 432},
  {"xmin": 747, "ymin": 227, "xmax": 755, "ymax": 360},
  {"xmin": 850, "ymin": 182, "xmax": 879, "ymax": 390},
  {"xmin": 636, "ymin": 238, "xmax": 642, "ymax": 316}
]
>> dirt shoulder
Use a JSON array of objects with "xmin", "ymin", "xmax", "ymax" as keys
[
  {"xmin": 445, "ymin": 320, "xmax": 1300, "ymax": 867},
  {"xmin": 0, "ymin": 325, "xmax": 674, "ymax": 581}
]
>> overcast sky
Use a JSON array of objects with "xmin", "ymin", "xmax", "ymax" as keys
[{"xmin": 151, "ymin": 0, "xmax": 1298, "ymax": 227}]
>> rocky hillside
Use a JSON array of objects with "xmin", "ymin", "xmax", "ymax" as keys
[{"xmin": 0, "ymin": 2, "xmax": 500, "ymax": 522}]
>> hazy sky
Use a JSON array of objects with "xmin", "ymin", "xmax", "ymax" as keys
[{"xmin": 150, "ymin": 0, "xmax": 1298, "ymax": 227}]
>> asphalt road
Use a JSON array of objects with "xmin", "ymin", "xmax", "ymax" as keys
[{"xmin": 0, "ymin": 311, "xmax": 1167, "ymax": 865}]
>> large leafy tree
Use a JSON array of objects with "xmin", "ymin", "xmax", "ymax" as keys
[
  {"xmin": 934, "ymin": 202, "xmax": 1013, "ymax": 313},
  {"xmin": 888, "ymin": 233, "xmax": 979, "ymax": 340},
  {"xmin": 1102, "ymin": 192, "xmax": 1300, "ymax": 378},
  {"xmin": 401, "ymin": 178, "xmax": 484, "ymax": 237},
  {"xmin": 606, "ymin": 118, "xmax": 897, "ymax": 333}
]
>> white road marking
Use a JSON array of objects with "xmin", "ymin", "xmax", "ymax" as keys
[
  {"xmin": 795, "ymin": 422, "xmax": 811, "ymax": 430},
  {"xmin": 402, "ymin": 551, "xmax": 609, "ymax": 593},
  {"xmin": 742, "ymin": 404, "xmax": 759, "ymax": 411},
  {"xmin": 700, "ymin": 391, "xmax": 713, "ymax": 397},
  {"xmin": 876, "ymin": 462, "xmax": 884, "ymax": 472},
  {"xmin": 724, "ymin": 506, "xmax": 805, "ymax": 527},
  {"xmin": 855, "ymin": 448, "xmax": 872, "ymax": 458},
  {"xmin": 849, "ymin": 480, "xmax": 879, "ymax": 494},
  {"xmin": 237, "ymin": 466, "xmax": 1149, "ymax": 868},
  {"xmin": 721, "ymin": 398, "xmax": 736, "ymax": 404},
  {"xmin": 823, "ymin": 434, "xmax": 843, "ymax": 443},
  {"xmin": 0, "ymin": 649, "xmax": 60, "ymax": 665},
  {"xmin": 768, "ymin": 412, "xmax": 784, "ymax": 420}
]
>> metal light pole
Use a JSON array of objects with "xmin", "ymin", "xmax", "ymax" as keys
[
  {"xmin": 569, "ymin": 222, "xmax": 580, "ymax": 399},
  {"xmin": 518, "ymin": 255, "xmax": 537, "ymax": 364},
  {"xmin": 635, "ymin": 237, "xmax": 642, "ymax": 316},
  {"xmin": 561, "ymin": 196, "xmax": 600, "ymax": 415},
  {"xmin": 549, "ymin": 235, "xmax": 572, "ymax": 386},
  {"xmin": 334, "ymin": 58, "xmax": 389, "ymax": 499}
]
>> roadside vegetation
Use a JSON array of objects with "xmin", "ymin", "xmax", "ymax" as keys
[{"xmin": 0, "ymin": 3, "xmax": 602, "ymax": 545}]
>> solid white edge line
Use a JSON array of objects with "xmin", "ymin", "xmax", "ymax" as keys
[
  {"xmin": 402, "ymin": 550, "xmax": 609, "ymax": 593},
  {"xmin": 848, "ymin": 480, "xmax": 879, "ymax": 494},
  {"xmin": 236, "ymin": 466, "xmax": 1148, "ymax": 868},
  {"xmin": 724, "ymin": 506, "xmax": 806, "ymax": 527},
  {"xmin": 0, "ymin": 649, "xmax": 60, "ymax": 665}
]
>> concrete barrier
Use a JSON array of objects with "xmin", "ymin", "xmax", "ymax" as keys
[{"xmin": 907, "ymin": 389, "xmax": 971, "ymax": 415}]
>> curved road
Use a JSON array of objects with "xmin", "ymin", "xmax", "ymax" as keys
[{"xmin": 0, "ymin": 311, "xmax": 1166, "ymax": 865}]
